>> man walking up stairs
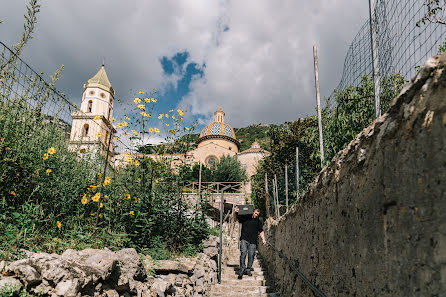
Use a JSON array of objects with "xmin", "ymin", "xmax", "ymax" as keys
[{"xmin": 210, "ymin": 214, "xmax": 280, "ymax": 297}]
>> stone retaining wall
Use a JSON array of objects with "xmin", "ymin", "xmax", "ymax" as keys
[{"xmin": 258, "ymin": 54, "xmax": 446, "ymax": 297}]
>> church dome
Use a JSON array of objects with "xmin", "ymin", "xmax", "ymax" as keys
[
  {"xmin": 200, "ymin": 121, "xmax": 236, "ymax": 139},
  {"xmin": 196, "ymin": 107, "xmax": 240, "ymax": 149}
]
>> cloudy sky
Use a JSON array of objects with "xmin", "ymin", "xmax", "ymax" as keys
[{"xmin": 0, "ymin": 0, "xmax": 369, "ymax": 131}]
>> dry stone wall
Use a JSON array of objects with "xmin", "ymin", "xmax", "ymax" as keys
[{"xmin": 258, "ymin": 53, "xmax": 446, "ymax": 297}]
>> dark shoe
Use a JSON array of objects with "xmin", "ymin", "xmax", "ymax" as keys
[
  {"xmin": 238, "ymin": 269, "xmax": 244, "ymax": 279},
  {"xmin": 246, "ymin": 270, "xmax": 252, "ymax": 276}
]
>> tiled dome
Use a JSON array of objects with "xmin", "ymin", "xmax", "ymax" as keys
[{"xmin": 200, "ymin": 122, "xmax": 236, "ymax": 139}]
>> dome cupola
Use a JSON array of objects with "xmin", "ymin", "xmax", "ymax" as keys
[{"xmin": 196, "ymin": 107, "xmax": 240, "ymax": 150}]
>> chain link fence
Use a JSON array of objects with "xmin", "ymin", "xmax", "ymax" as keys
[
  {"xmin": 0, "ymin": 40, "xmax": 136, "ymax": 170},
  {"xmin": 335, "ymin": 0, "xmax": 446, "ymax": 95}
]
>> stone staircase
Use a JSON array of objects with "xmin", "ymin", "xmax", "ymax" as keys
[{"xmin": 210, "ymin": 241, "xmax": 280, "ymax": 297}]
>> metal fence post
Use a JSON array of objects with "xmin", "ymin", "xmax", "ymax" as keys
[
  {"xmin": 368, "ymin": 0, "xmax": 381, "ymax": 118},
  {"xmin": 218, "ymin": 184, "xmax": 232, "ymax": 284},
  {"xmin": 313, "ymin": 45, "xmax": 325, "ymax": 167}
]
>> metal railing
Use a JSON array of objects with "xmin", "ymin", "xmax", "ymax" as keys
[
  {"xmin": 266, "ymin": 242, "xmax": 327, "ymax": 297},
  {"xmin": 182, "ymin": 181, "xmax": 244, "ymax": 193}
]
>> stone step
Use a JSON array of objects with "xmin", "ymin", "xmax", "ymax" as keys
[
  {"xmin": 221, "ymin": 271, "xmax": 265, "ymax": 279},
  {"xmin": 220, "ymin": 279, "xmax": 272, "ymax": 286},
  {"xmin": 210, "ymin": 293, "xmax": 280, "ymax": 297},
  {"xmin": 221, "ymin": 275, "xmax": 265, "ymax": 283},
  {"xmin": 222, "ymin": 267, "xmax": 265, "ymax": 273},
  {"xmin": 211, "ymin": 284, "xmax": 275, "ymax": 294}
]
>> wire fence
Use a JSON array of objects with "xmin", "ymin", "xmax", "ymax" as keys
[
  {"xmin": 0, "ymin": 40, "xmax": 137, "ymax": 170},
  {"xmin": 265, "ymin": 0, "xmax": 446, "ymax": 218},
  {"xmin": 334, "ymin": 0, "xmax": 446, "ymax": 95}
]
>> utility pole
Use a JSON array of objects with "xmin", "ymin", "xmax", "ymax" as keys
[
  {"xmin": 313, "ymin": 45, "xmax": 325, "ymax": 168},
  {"xmin": 368, "ymin": 0, "xmax": 381, "ymax": 118}
]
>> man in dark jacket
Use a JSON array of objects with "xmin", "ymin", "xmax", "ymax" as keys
[{"xmin": 233, "ymin": 206, "xmax": 266, "ymax": 279}]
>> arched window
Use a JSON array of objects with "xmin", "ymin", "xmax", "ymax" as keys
[
  {"xmin": 83, "ymin": 124, "xmax": 89, "ymax": 136},
  {"xmin": 87, "ymin": 100, "xmax": 93, "ymax": 113},
  {"xmin": 206, "ymin": 155, "xmax": 218, "ymax": 167}
]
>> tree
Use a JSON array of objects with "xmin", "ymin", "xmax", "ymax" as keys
[{"xmin": 211, "ymin": 155, "xmax": 247, "ymax": 182}]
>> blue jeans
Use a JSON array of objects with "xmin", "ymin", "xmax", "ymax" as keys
[{"xmin": 240, "ymin": 239, "xmax": 256, "ymax": 273}]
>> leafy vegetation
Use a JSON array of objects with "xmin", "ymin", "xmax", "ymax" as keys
[
  {"xmin": 251, "ymin": 73, "xmax": 405, "ymax": 217},
  {"xmin": 0, "ymin": 0, "xmax": 209, "ymax": 261},
  {"xmin": 234, "ymin": 125, "xmax": 271, "ymax": 151}
]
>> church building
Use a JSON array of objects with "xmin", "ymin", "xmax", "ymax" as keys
[{"xmin": 69, "ymin": 66, "xmax": 269, "ymax": 195}]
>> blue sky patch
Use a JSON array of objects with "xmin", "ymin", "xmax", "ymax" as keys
[{"xmin": 160, "ymin": 52, "xmax": 204, "ymax": 101}]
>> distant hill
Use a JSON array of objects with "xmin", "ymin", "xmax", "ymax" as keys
[
  {"xmin": 137, "ymin": 123, "xmax": 276, "ymax": 154},
  {"xmin": 233, "ymin": 124, "xmax": 272, "ymax": 151}
]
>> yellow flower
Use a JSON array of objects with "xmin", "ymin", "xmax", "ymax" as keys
[
  {"xmin": 10, "ymin": 190, "xmax": 16, "ymax": 196},
  {"xmin": 185, "ymin": 127, "xmax": 190, "ymax": 130},
  {"xmin": 36, "ymin": 170, "xmax": 39, "ymax": 177},
  {"xmin": 165, "ymin": 123, "xmax": 169, "ymax": 126},
  {"xmin": 92, "ymin": 193, "xmax": 100, "ymax": 202},
  {"xmin": 123, "ymin": 132, "xmax": 129, "ymax": 135},
  {"xmin": 138, "ymin": 91, "xmax": 144, "ymax": 94},
  {"xmin": 96, "ymin": 132, "xmax": 102, "ymax": 137},
  {"xmin": 82, "ymin": 193, "xmax": 87, "ymax": 199},
  {"xmin": 99, "ymin": 213, "xmax": 103, "ymax": 219},
  {"xmin": 125, "ymin": 115, "xmax": 131, "ymax": 121},
  {"xmin": 177, "ymin": 109, "xmax": 184, "ymax": 116},
  {"xmin": 149, "ymin": 128, "xmax": 154, "ymax": 133},
  {"xmin": 56, "ymin": 221, "xmax": 62, "ymax": 229},
  {"xmin": 42, "ymin": 153, "xmax": 49, "ymax": 160},
  {"xmin": 165, "ymin": 114, "xmax": 169, "ymax": 118},
  {"xmin": 111, "ymin": 117, "xmax": 116, "ymax": 121},
  {"xmin": 90, "ymin": 212, "xmax": 95, "ymax": 216},
  {"xmin": 135, "ymin": 160, "xmax": 140, "ymax": 166},
  {"xmin": 144, "ymin": 98, "xmax": 150, "ymax": 103},
  {"xmin": 46, "ymin": 169, "xmax": 52, "ymax": 175},
  {"xmin": 153, "ymin": 87, "xmax": 156, "ymax": 90},
  {"xmin": 47, "ymin": 147, "xmax": 56, "ymax": 155},
  {"xmin": 134, "ymin": 98, "xmax": 141, "ymax": 104},
  {"xmin": 131, "ymin": 130, "xmax": 138, "ymax": 134},
  {"xmin": 137, "ymin": 104, "xmax": 145, "ymax": 110},
  {"xmin": 103, "ymin": 179, "xmax": 111, "ymax": 186},
  {"xmin": 134, "ymin": 197, "xmax": 138, "ymax": 203},
  {"xmin": 97, "ymin": 172, "xmax": 102, "ymax": 179},
  {"xmin": 94, "ymin": 115, "xmax": 101, "ymax": 121},
  {"xmin": 154, "ymin": 128, "xmax": 160, "ymax": 133},
  {"xmin": 172, "ymin": 115, "xmax": 176, "ymax": 120},
  {"xmin": 125, "ymin": 152, "xmax": 131, "ymax": 157},
  {"xmin": 151, "ymin": 98, "xmax": 157, "ymax": 102},
  {"xmin": 125, "ymin": 157, "xmax": 134, "ymax": 163},
  {"xmin": 124, "ymin": 194, "xmax": 130, "ymax": 200},
  {"xmin": 114, "ymin": 137, "xmax": 119, "ymax": 141},
  {"xmin": 169, "ymin": 109, "xmax": 173, "ymax": 112},
  {"xmin": 158, "ymin": 114, "xmax": 164, "ymax": 119},
  {"xmin": 99, "ymin": 203, "xmax": 103, "ymax": 208},
  {"xmin": 81, "ymin": 197, "xmax": 88, "ymax": 204},
  {"xmin": 104, "ymin": 195, "xmax": 109, "ymax": 199},
  {"xmin": 129, "ymin": 211, "xmax": 135, "ymax": 215}
]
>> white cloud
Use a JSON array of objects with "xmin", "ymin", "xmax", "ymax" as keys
[{"xmin": 0, "ymin": 0, "xmax": 368, "ymax": 128}]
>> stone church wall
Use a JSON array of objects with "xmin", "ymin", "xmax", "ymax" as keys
[{"xmin": 258, "ymin": 54, "xmax": 446, "ymax": 296}]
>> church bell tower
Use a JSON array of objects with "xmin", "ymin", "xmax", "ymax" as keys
[{"xmin": 69, "ymin": 65, "xmax": 116, "ymax": 157}]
